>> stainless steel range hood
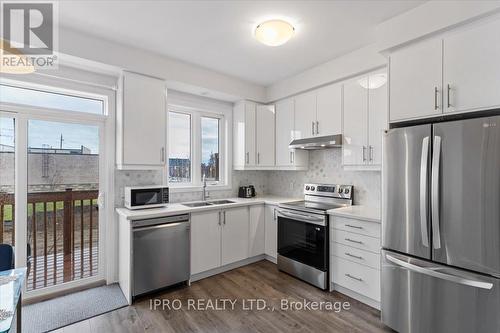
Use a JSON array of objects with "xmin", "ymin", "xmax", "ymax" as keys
[{"xmin": 289, "ymin": 134, "xmax": 343, "ymax": 150}]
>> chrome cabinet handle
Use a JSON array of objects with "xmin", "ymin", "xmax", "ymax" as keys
[
  {"xmin": 160, "ymin": 147, "xmax": 165, "ymax": 162},
  {"xmin": 431, "ymin": 136, "xmax": 442, "ymax": 249},
  {"xmin": 289, "ymin": 151, "xmax": 293, "ymax": 164},
  {"xmin": 257, "ymin": 153, "xmax": 260, "ymax": 164},
  {"xmin": 362, "ymin": 146, "xmax": 367, "ymax": 162},
  {"xmin": 369, "ymin": 146, "xmax": 374, "ymax": 162},
  {"xmin": 223, "ymin": 211, "xmax": 226, "ymax": 225},
  {"xmin": 447, "ymin": 84, "xmax": 452, "ymax": 108},
  {"xmin": 345, "ymin": 224, "xmax": 363, "ymax": 230},
  {"xmin": 218, "ymin": 211, "xmax": 221, "ymax": 225},
  {"xmin": 434, "ymin": 86, "xmax": 439, "ymax": 110},
  {"xmin": 273, "ymin": 208, "xmax": 277, "ymax": 221},
  {"xmin": 345, "ymin": 253, "xmax": 363, "ymax": 260},
  {"xmin": 345, "ymin": 273, "xmax": 363, "ymax": 282},
  {"xmin": 292, "ymin": 151, "xmax": 295, "ymax": 164},
  {"xmin": 345, "ymin": 238, "xmax": 363, "ymax": 244},
  {"xmin": 386, "ymin": 254, "xmax": 493, "ymax": 290},
  {"xmin": 419, "ymin": 136, "xmax": 430, "ymax": 248},
  {"xmin": 316, "ymin": 121, "xmax": 319, "ymax": 135},
  {"xmin": 246, "ymin": 152, "xmax": 249, "ymax": 164},
  {"xmin": 311, "ymin": 121, "xmax": 315, "ymax": 136}
]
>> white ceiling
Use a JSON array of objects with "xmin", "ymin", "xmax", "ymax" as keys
[{"xmin": 58, "ymin": 0, "xmax": 425, "ymax": 86}]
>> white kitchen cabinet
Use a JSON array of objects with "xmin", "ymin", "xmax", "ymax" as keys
[
  {"xmin": 190, "ymin": 210, "xmax": 221, "ymax": 275},
  {"xmin": 390, "ymin": 18, "xmax": 500, "ymax": 122},
  {"xmin": 264, "ymin": 204, "xmax": 277, "ymax": 259},
  {"xmin": 117, "ymin": 71, "xmax": 166, "ymax": 169},
  {"xmin": 191, "ymin": 206, "xmax": 250, "ymax": 274},
  {"xmin": 233, "ymin": 100, "xmax": 256, "ymax": 168},
  {"xmin": 221, "ymin": 207, "xmax": 250, "ymax": 266},
  {"xmin": 294, "ymin": 91, "xmax": 316, "ymax": 139},
  {"xmin": 275, "ymin": 98, "xmax": 309, "ymax": 169},
  {"xmin": 343, "ymin": 70, "xmax": 388, "ymax": 168},
  {"xmin": 316, "ymin": 83, "xmax": 342, "ymax": 136},
  {"xmin": 443, "ymin": 19, "xmax": 500, "ymax": 114},
  {"xmin": 367, "ymin": 71, "xmax": 388, "ymax": 166},
  {"xmin": 389, "ymin": 38, "xmax": 442, "ymax": 122},
  {"xmin": 343, "ymin": 77, "xmax": 368, "ymax": 166},
  {"xmin": 255, "ymin": 104, "xmax": 275, "ymax": 166},
  {"xmin": 248, "ymin": 205, "xmax": 265, "ymax": 257}
]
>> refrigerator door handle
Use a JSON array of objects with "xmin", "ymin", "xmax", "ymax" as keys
[
  {"xmin": 386, "ymin": 254, "xmax": 493, "ymax": 290},
  {"xmin": 420, "ymin": 136, "xmax": 430, "ymax": 247},
  {"xmin": 431, "ymin": 136, "xmax": 442, "ymax": 249}
]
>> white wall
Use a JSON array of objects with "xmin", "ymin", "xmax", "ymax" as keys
[
  {"xmin": 59, "ymin": 28, "xmax": 266, "ymax": 102},
  {"xmin": 376, "ymin": 0, "xmax": 500, "ymax": 52},
  {"xmin": 265, "ymin": 44, "xmax": 386, "ymax": 102}
]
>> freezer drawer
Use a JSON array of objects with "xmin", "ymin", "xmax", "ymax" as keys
[{"xmin": 381, "ymin": 250, "xmax": 500, "ymax": 333}]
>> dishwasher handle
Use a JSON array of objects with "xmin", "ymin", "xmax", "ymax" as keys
[
  {"xmin": 133, "ymin": 222, "xmax": 188, "ymax": 232},
  {"xmin": 131, "ymin": 214, "xmax": 189, "ymax": 229}
]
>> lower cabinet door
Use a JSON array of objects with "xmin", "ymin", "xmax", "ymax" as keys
[
  {"xmin": 221, "ymin": 207, "xmax": 249, "ymax": 266},
  {"xmin": 190, "ymin": 210, "xmax": 221, "ymax": 275},
  {"xmin": 332, "ymin": 256, "xmax": 380, "ymax": 302},
  {"xmin": 249, "ymin": 205, "xmax": 265, "ymax": 257},
  {"xmin": 264, "ymin": 205, "xmax": 277, "ymax": 258}
]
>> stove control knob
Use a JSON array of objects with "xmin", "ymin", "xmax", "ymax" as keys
[
  {"xmin": 338, "ymin": 188, "xmax": 343, "ymax": 194},
  {"xmin": 310, "ymin": 186, "xmax": 315, "ymax": 191},
  {"xmin": 305, "ymin": 186, "xmax": 310, "ymax": 191},
  {"xmin": 344, "ymin": 188, "xmax": 350, "ymax": 195}
]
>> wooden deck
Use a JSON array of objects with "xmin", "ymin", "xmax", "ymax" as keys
[{"xmin": 27, "ymin": 246, "xmax": 98, "ymax": 291}]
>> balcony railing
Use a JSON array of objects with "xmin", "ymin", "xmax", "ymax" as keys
[{"xmin": 0, "ymin": 189, "xmax": 99, "ymax": 291}]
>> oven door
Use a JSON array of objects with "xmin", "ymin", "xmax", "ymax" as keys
[{"xmin": 277, "ymin": 209, "xmax": 328, "ymax": 271}]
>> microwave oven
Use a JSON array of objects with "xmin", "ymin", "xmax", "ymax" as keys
[{"xmin": 124, "ymin": 185, "xmax": 169, "ymax": 210}]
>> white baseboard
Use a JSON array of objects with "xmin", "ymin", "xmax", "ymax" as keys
[
  {"xmin": 331, "ymin": 283, "xmax": 380, "ymax": 310},
  {"xmin": 191, "ymin": 255, "xmax": 266, "ymax": 282},
  {"xmin": 264, "ymin": 254, "xmax": 277, "ymax": 264}
]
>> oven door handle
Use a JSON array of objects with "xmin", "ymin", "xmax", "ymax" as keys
[{"xmin": 277, "ymin": 209, "xmax": 326, "ymax": 226}]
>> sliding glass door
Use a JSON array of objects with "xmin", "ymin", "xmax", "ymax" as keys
[{"xmin": 26, "ymin": 119, "xmax": 102, "ymax": 291}]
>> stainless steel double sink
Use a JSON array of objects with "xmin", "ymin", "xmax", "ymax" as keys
[{"xmin": 182, "ymin": 199, "xmax": 235, "ymax": 208}]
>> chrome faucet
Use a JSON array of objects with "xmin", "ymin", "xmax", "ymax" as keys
[{"xmin": 202, "ymin": 175, "xmax": 210, "ymax": 201}]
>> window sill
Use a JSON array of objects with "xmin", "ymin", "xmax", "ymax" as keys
[{"xmin": 168, "ymin": 184, "xmax": 232, "ymax": 193}]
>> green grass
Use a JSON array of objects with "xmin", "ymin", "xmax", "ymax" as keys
[{"xmin": 1, "ymin": 199, "xmax": 97, "ymax": 222}]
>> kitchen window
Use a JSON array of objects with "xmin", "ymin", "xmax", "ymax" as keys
[
  {"xmin": 168, "ymin": 112, "xmax": 192, "ymax": 183},
  {"xmin": 167, "ymin": 96, "xmax": 228, "ymax": 190}
]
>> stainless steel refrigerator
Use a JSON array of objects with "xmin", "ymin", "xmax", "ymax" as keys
[{"xmin": 382, "ymin": 115, "xmax": 500, "ymax": 333}]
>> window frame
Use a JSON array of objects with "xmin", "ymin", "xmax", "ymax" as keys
[{"xmin": 166, "ymin": 103, "xmax": 230, "ymax": 192}]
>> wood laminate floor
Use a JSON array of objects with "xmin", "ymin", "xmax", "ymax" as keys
[{"xmin": 51, "ymin": 260, "xmax": 392, "ymax": 333}]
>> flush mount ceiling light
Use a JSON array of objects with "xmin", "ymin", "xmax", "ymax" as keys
[
  {"xmin": 358, "ymin": 74, "xmax": 387, "ymax": 89},
  {"xmin": 254, "ymin": 19, "xmax": 295, "ymax": 46}
]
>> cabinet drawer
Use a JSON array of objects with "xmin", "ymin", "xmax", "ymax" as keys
[
  {"xmin": 331, "ymin": 242, "xmax": 380, "ymax": 270},
  {"xmin": 332, "ymin": 229, "xmax": 380, "ymax": 253},
  {"xmin": 331, "ymin": 256, "xmax": 380, "ymax": 302},
  {"xmin": 332, "ymin": 216, "xmax": 380, "ymax": 238}
]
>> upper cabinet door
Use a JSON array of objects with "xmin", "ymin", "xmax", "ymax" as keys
[
  {"xmin": 444, "ymin": 19, "xmax": 500, "ymax": 114},
  {"xmin": 316, "ymin": 83, "xmax": 342, "ymax": 136},
  {"xmin": 275, "ymin": 98, "xmax": 295, "ymax": 166},
  {"xmin": 368, "ymin": 72, "xmax": 388, "ymax": 165},
  {"xmin": 343, "ymin": 78, "xmax": 368, "ymax": 166},
  {"xmin": 244, "ymin": 102, "xmax": 257, "ymax": 166},
  {"xmin": 121, "ymin": 72, "xmax": 166, "ymax": 167},
  {"xmin": 389, "ymin": 38, "xmax": 442, "ymax": 122},
  {"xmin": 294, "ymin": 91, "xmax": 317, "ymax": 139},
  {"xmin": 256, "ymin": 104, "xmax": 275, "ymax": 166}
]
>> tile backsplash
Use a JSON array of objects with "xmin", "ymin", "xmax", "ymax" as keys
[{"xmin": 114, "ymin": 149, "xmax": 380, "ymax": 208}]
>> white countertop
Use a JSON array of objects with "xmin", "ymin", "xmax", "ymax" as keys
[
  {"xmin": 327, "ymin": 205, "xmax": 381, "ymax": 223},
  {"xmin": 116, "ymin": 195, "xmax": 301, "ymax": 220}
]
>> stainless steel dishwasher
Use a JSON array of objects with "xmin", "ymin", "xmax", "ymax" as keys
[{"xmin": 132, "ymin": 214, "xmax": 190, "ymax": 297}]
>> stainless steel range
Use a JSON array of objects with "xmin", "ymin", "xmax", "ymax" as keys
[{"xmin": 277, "ymin": 183, "xmax": 353, "ymax": 290}]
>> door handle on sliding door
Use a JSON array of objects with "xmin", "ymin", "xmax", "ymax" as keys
[
  {"xmin": 431, "ymin": 136, "xmax": 442, "ymax": 249},
  {"xmin": 419, "ymin": 136, "xmax": 430, "ymax": 247}
]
